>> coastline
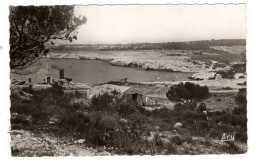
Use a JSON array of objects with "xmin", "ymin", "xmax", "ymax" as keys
[{"xmin": 47, "ymin": 50, "xmax": 232, "ymax": 73}]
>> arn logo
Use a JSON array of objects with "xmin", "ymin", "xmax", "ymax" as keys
[{"xmin": 221, "ymin": 133, "xmax": 235, "ymax": 142}]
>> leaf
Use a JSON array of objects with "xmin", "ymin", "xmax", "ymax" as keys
[
  {"xmin": 73, "ymin": 36, "xmax": 77, "ymax": 40},
  {"xmin": 69, "ymin": 37, "xmax": 72, "ymax": 43},
  {"xmin": 43, "ymin": 49, "xmax": 50, "ymax": 54},
  {"xmin": 9, "ymin": 6, "xmax": 86, "ymax": 72},
  {"xmin": 65, "ymin": 33, "xmax": 70, "ymax": 38}
]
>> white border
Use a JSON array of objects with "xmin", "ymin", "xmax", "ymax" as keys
[{"xmin": 1, "ymin": 0, "xmax": 259, "ymax": 161}]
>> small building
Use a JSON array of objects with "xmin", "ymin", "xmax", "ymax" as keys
[
  {"xmin": 88, "ymin": 84, "xmax": 144, "ymax": 106},
  {"xmin": 27, "ymin": 61, "xmax": 65, "ymax": 84}
]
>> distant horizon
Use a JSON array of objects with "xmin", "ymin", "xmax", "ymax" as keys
[{"xmin": 50, "ymin": 38, "xmax": 246, "ymax": 46}]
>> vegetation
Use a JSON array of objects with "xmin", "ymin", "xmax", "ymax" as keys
[
  {"xmin": 233, "ymin": 88, "xmax": 247, "ymax": 115},
  {"xmin": 10, "ymin": 84, "xmax": 247, "ymax": 155},
  {"xmin": 166, "ymin": 82, "xmax": 209, "ymax": 101},
  {"xmin": 9, "ymin": 6, "xmax": 87, "ymax": 73},
  {"xmin": 50, "ymin": 39, "xmax": 245, "ymax": 52},
  {"xmin": 217, "ymin": 63, "xmax": 246, "ymax": 79}
]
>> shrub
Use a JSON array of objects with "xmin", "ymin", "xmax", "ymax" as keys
[
  {"xmin": 31, "ymin": 105, "xmax": 49, "ymax": 124},
  {"xmin": 11, "ymin": 102, "xmax": 36, "ymax": 115},
  {"xmin": 46, "ymin": 84, "xmax": 64, "ymax": 97},
  {"xmin": 89, "ymin": 92, "xmax": 118, "ymax": 112},
  {"xmin": 217, "ymin": 70, "xmax": 235, "ymax": 79},
  {"xmin": 182, "ymin": 110, "xmax": 206, "ymax": 121},
  {"xmin": 231, "ymin": 114, "xmax": 247, "ymax": 128},
  {"xmin": 97, "ymin": 112, "xmax": 120, "ymax": 131},
  {"xmin": 235, "ymin": 131, "xmax": 247, "ymax": 143},
  {"xmin": 170, "ymin": 136, "xmax": 182, "ymax": 145},
  {"xmin": 152, "ymin": 107, "xmax": 175, "ymax": 118},
  {"xmin": 217, "ymin": 63, "xmax": 246, "ymax": 79},
  {"xmin": 173, "ymin": 103, "xmax": 186, "ymax": 112},
  {"xmin": 173, "ymin": 101, "xmax": 197, "ymax": 115},
  {"xmin": 197, "ymin": 103, "xmax": 207, "ymax": 112},
  {"xmin": 58, "ymin": 106, "xmax": 90, "ymax": 133},
  {"xmin": 166, "ymin": 82, "xmax": 209, "ymax": 101},
  {"xmin": 74, "ymin": 90, "xmax": 82, "ymax": 98},
  {"xmin": 183, "ymin": 100, "xmax": 197, "ymax": 110},
  {"xmin": 235, "ymin": 88, "xmax": 247, "ymax": 106},
  {"xmin": 215, "ymin": 114, "xmax": 232, "ymax": 124},
  {"xmin": 128, "ymin": 112, "xmax": 149, "ymax": 127},
  {"xmin": 118, "ymin": 102, "xmax": 137, "ymax": 116},
  {"xmin": 83, "ymin": 111, "xmax": 149, "ymax": 149},
  {"xmin": 21, "ymin": 86, "xmax": 34, "ymax": 94},
  {"xmin": 233, "ymin": 88, "xmax": 247, "ymax": 115}
]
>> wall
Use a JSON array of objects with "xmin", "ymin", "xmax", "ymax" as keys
[
  {"xmin": 27, "ymin": 68, "xmax": 61, "ymax": 84},
  {"xmin": 125, "ymin": 93, "xmax": 143, "ymax": 106}
]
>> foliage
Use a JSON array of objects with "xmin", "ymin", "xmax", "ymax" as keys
[
  {"xmin": 235, "ymin": 88, "xmax": 247, "ymax": 107},
  {"xmin": 233, "ymin": 88, "xmax": 247, "ymax": 115},
  {"xmin": 197, "ymin": 103, "xmax": 207, "ymax": 112},
  {"xmin": 97, "ymin": 39, "xmax": 246, "ymax": 51},
  {"xmin": 166, "ymin": 82, "xmax": 209, "ymax": 101},
  {"xmin": 118, "ymin": 102, "xmax": 138, "ymax": 116},
  {"xmin": 217, "ymin": 63, "xmax": 246, "ymax": 79},
  {"xmin": 9, "ymin": 6, "xmax": 87, "ymax": 73},
  {"xmin": 21, "ymin": 86, "xmax": 34, "ymax": 94},
  {"xmin": 89, "ymin": 91, "xmax": 120, "ymax": 112},
  {"xmin": 10, "ymin": 85, "xmax": 248, "ymax": 154}
]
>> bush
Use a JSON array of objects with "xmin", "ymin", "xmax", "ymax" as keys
[
  {"xmin": 97, "ymin": 112, "xmax": 120, "ymax": 131},
  {"xmin": 182, "ymin": 110, "xmax": 206, "ymax": 121},
  {"xmin": 118, "ymin": 102, "xmax": 137, "ymax": 116},
  {"xmin": 234, "ymin": 88, "xmax": 247, "ymax": 114},
  {"xmin": 21, "ymin": 86, "xmax": 34, "ymax": 94},
  {"xmin": 197, "ymin": 103, "xmax": 207, "ymax": 112},
  {"xmin": 170, "ymin": 136, "xmax": 182, "ymax": 145},
  {"xmin": 215, "ymin": 113, "xmax": 232, "ymax": 124},
  {"xmin": 235, "ymin": 131, "xmax": 247, "ymax": 142},
  {"xmin": 166, "ymin": 82, "xmax": 209, "ymax": 101},
  {"xmin": 89, "ymin": 92, "xmax": 118, "ymax": 112},
  {"xmin": 231, "ymin": 114, "xmax": 247, "ymax": 128},
  {"xmin": 46, "ymin": 84, "xmax": 64, "ymax": 97},
  {"xmin": 128, "ymin": 112, "xmax": 149, "ymax": 128},
  {"xmin": 216, "ymin": 63, "xmax": 246, "ymax": 79},
  {"xmin": 31, "ymin": 105, "xmax": 49, "ymax": 124},
  {"xmin": 173, "ymin": 101, "xmax": 197, "ymax": 114}
]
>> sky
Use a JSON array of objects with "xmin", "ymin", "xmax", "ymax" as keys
[{"xmin": 72, "ymin": 4, "xmax": 246, "ymax": 44}]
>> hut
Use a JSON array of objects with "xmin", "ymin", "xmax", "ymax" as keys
[
  {"xmin": 88, "ymin": 84, "xmax": 144, "ymax": 106},
  {"xmin": 122, "ymin": 86, "xmax": 143, "ymax": 106},
  {"xmin": 27, "ymin": 61, "xmax": 65, "ymax": 84}
]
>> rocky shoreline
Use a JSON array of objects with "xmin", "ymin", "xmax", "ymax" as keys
[{"xmin": 47, "ymin": 50, "xmax": 231, "ymax": 73}]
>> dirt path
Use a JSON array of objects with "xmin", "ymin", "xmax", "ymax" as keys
[{"xmin": 10, "ymin": 129, "xmax": 111, "ymax": 156}]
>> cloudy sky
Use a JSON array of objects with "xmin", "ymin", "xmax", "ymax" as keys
[{"xmin": 73, "ymin": 4, "xmax": 246, "ymax": 44}]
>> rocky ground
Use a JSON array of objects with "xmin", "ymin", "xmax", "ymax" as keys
[
  {"xmin": 48, "ymin": 49, "xmax": 240, "ymax": 73},
  {"xmin": 10, "ymin": 129, "xmax": 111, "ymax": 156},
  {"xmin": 10, "ymin": 127, "xmax": 247, "ymax": 156}
]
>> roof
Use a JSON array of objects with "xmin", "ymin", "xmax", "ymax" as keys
[
  {"xmin": 88, "ymin": 84, "xmax": 142, "ymax": 99},
  {"xmin": 27, "ymin": 63, "xmax": 64, "ymax": 74},
  {"xmin": 51, "ymin": 65, "xmax": 64, "ymax": 71},
  {"xmin": 99, "ymin": 84, "xmax": 131, "ymax": 93},
  {"xmin": 90, "ymin": 84, "xmax": 130, "ymax": 95}
]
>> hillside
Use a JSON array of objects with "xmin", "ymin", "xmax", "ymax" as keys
[{"xmin": 47, "ymin": 39, "xmax": 246, "ymax": 52}]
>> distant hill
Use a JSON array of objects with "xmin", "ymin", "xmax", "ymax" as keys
[{"xmin": 47, "ymin": 39, "xmax": 246, "ymax": 51}]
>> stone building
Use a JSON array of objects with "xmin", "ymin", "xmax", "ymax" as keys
[
  {"xmin": 27, "ymin": 62, "xmax": 64, "ymax": 84},
  {"xmin": 88, "ymin": 84, "xmax": 144, "ymax": 106}
]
